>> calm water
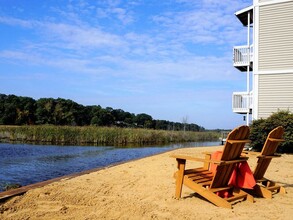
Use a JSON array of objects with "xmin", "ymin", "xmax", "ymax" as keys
[{"xmin": 0, "ymin": 142, "xmax": 219, "ymax": 191}]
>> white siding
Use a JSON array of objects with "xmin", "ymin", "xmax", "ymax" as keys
[
  {"xmin": 259, "ymin": 0, "xmax": 274, "ymax": 3},
  {"xmin": 258, "ymin": 73, "xmax": 293, "ymax": 118},
  {"xmin": 258, "ymin": 1, "xmax": 293, "ymax": 71},
  {"xmin": 258, "ymin": 0, "xmax": 293, "ymax": 4}
]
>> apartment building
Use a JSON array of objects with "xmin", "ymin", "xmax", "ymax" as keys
[{"xmin": 232, "ymin": 0, "xmax": 293, "ymax": 125}]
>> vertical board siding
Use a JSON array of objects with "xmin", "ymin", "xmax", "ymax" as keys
[
  {"xmin": 258, "ymin": 73, "xmax": 293, "ymax": 118},
  {"xmin": 258, "ymin": 1, "xmax": 293, "ymax": 71}
]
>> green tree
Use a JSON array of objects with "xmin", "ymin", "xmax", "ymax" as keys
[
  {"xmin": 0, "ymin": 93, "xmax": 205, "ymax": 131},
  {"xmin": 0, "ymin": 94, "xmax": 36, "ymax": 125},
  {"xmin": 15, "ymin": 96, "xmax": 36, "ymax": 125},
  {"xmin": 53, "ymin": 98, "xmax": 79, "ymax": 125},
  {"xmin": 89, "ymin": 105, "xmax": 102, "ymax": 126},
  {"xmin": 135, "ymin": 113, "xmax": 153, "ymax": 128},
  {"xmin": 35, "ymin": 98, "xmax": 56, "ymax": 124}
]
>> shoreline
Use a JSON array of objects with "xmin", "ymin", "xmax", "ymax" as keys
[
  {"xmin": 0, "ymin": 145, "xmax": 185, "ymax": 201},
  {"xmin": 0, "ymin": 141, "xmax": 220, "ymax": 193},
  {"xmin": 1, "ymin": 145, "xmax": 292, "ymax": 219}
]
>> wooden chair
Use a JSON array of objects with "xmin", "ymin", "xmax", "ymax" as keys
[
  {"xmin": 248, "ymin": 126, "xmax": 286, "ymax": 199},
  {"xmin": 171, "ymin": 125, "xmax": 253, "ymax": 209}
]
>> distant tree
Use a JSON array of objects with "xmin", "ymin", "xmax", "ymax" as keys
[
  {"xmin": 0, "ymin": 93, "xmax": 205, "ymax": 131},
  {"xmin": 182, "ymin": 115, "xmax": 188, "ymax": 132},
  {"xmin": 0, "ymin": 94, "xmax": 17, "ymax": 124},
  {"xmin": 99, "ymin": 108, "xmax": 115, "ymax": 126},
  {"xmin": 89, "ymin": 105, "xmax": 102, "ymax": 126},
  {"xmin": 186, "ymin": 123, "xmax": 199, "ymax": 132},
  {"xmin": 53, "ymin": 98, "xmax": 81, "ymax": 125},
  {"xmin": 154, "ymin": 120, "xmax": 169, "ymax": 130},
  {"xmin": 124, "ymin": 113, "xmax": 135, "ymax": 127},
  {"xmin": 135, "ymin": 113, "xmax": 153, "ymax": 128},
  {"xmin": 0, "ymin": 94, "xmax": 36, "ymax": 125},
  {"xmin": 111, "ymin": 109, "xmax": 135, "ymax": 127},
  {"xmin": 73, "ymin": 103, "xmax": 90, "ymax": 126},
  {"xmin": 15, "ymin": 96, "xmax": 36, "ymax": 125},
  {"xmin": 0, "ymin": 94, "xmax": 5, "ymax": 124},
  {"xmin": 35, "ymin": 98, "xmax": 56, "ymax": 124}
]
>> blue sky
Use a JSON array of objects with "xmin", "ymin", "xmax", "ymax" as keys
[{"xmin": 0, "ymin": 0, "xmax": 252, "ymax": 129}]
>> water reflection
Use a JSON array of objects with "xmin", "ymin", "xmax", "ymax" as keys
[{"xmin": 0, "ymin": 142, "xmax": 219, "ymax": 191}]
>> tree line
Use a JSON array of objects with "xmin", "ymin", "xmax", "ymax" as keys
[{"xmin": 0, "ymin": 94, "xmax": 205, "ymax": 131}]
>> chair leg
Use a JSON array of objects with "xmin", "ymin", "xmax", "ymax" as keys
[
  {"xmin": 267, "ymin": 181, "xmax": 286, "ymax": 194},
  {"xmin": 184, "ymin": 178, "xmax": 232, "ymax": 208},
  {"xmin": 253, "ymin": 184, "xmax": 272, "ymax": 199},
  {"xmin": 279, "ymin": 186, "xmax": 286, "ymax": 194},
  {"xmin": 241, "ymin": 190, "xmax": 254, "ymax": 203},
  {"xmin": 203, "ymin": 154, "xmax": 211, "ymax": 170},
  {"xmin": 175, "ymin": 159, "xmax": 186, "ymax": 199}
]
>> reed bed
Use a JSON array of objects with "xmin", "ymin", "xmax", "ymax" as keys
[{"xmin": 0, "ymin": 125, "xmax": 220, "ymax": 146}]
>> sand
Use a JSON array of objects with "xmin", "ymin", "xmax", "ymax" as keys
[{"xmin": 0, "ymin": 146, "xmax": 293, "ymax": 220}]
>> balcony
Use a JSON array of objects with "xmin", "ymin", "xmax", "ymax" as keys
[
  {"xmin": 233, "ymin": 45, "xmax": 253, "ymax": 72},
  {"xmin": 232, "ymin": 91, "xmax": 253, "ymax": 114}
]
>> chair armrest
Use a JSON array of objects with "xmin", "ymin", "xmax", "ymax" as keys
[
  {"xmin": 170, "ymin": 154, "xmax": 222, "ymax": 164},
  {"xmin": 219, "ymin": 157, "xmax": 248, "ymax": 165},
  {"xmin": 242, "ymin": 151, "xmax": 260, "ymax": 155},
  {"xmin": 226, "ymin": 139, "xmax": 251, "ymax": 144},
  {"xmin": 170, "ymin": 154, "xmax": 248, "ymax": 165},
  {"xmin": 201, "ymin": 151, "xmax": 213, "ymax": 155},
  {"xmin": 268, "ymin": 138, "xmax": 285, "ymax": 142},
  {"xmin": 257, "ymin": 154, "xmax": 281, "ymax": 159}
]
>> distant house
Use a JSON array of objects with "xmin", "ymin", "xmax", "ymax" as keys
[{"xmin": 232, "ymin": 0, "xmax": 293, "ymax": 125}]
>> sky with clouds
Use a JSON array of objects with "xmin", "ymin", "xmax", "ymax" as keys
[{"xmin": 0, "ymin": 0, "xmax": 252, "ymax": 129}]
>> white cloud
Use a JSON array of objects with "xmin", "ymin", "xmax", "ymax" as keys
[
  {"xmin": 0, "ymin": 0, "xmax": 249, "ymax": 59},
  {"xmin": 110, "ymin": 7, "xmax": 134, "ymax": 25},
  {"xmin": 43, "ymin": 22, "xmax": 124, "ymax": 49},
  {"xmin": 0, "ymin": 16, "xmax": 126, "ymax": 51},
  {"xmin": 152, "ymin": 0, "xmax": 250, "ymax": 46},
  {"xmin": 0, "ymin": 16, "xmax": 35, "ymax": 28},
  {"xmin": 64, "ymin": 0, "xmax": 136, "ymax": 25},
  {"xmin": 0, "ymin": 0, "xmax": 250, "ymax": 128}
]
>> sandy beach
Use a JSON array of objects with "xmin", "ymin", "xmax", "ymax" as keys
[{"xmin": 0, "ymin": 146, "xmax": 292, "ymax": 220}]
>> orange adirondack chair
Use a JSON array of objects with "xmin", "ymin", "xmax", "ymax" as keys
[
  {"xmin": 171, "ymin": 125, "xmax": 254, "ymax": 209},
  {"xmin": 249, "ymin": 126, "xmax": 286, "ymax": 198}
]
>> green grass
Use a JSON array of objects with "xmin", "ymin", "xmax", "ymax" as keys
[{"xmin": 0, "ymin": 125, "xmax": 220, "ymax": 146}]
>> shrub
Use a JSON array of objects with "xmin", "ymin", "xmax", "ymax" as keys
[{"xmin": 249, "ymin": 110, "xmax": 293, "ymax": 153}]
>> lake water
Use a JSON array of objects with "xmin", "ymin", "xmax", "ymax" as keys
[{"xmin": 0, "ymin": 141, "xmax": 219, "ymax": 191}]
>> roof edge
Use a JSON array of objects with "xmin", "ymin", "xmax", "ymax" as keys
[{"xmin": 235, "ymin": 5, "xmax": 253, "ymax": 26}]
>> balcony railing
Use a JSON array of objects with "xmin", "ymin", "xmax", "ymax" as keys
[
  {"xmin": 232, "ymin": 91, "xmax": 253, "ymax": 114},
  {"xmin": 233, "ymin": 45, "xmax": 253, "ymax": 67}
]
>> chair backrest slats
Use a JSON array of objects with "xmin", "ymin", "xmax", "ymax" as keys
[
  {"xmin": 253, "ymin": 126, "xmax": 284, "ymax": 180},
  {"xmin": 211, "ymin": 125, "xmax": 250, "ymax": 188}
]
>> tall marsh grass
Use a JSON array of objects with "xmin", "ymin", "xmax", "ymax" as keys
[{"xmin": 0, "ymin": 125, "xmax": 220, "ymax": 146}]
